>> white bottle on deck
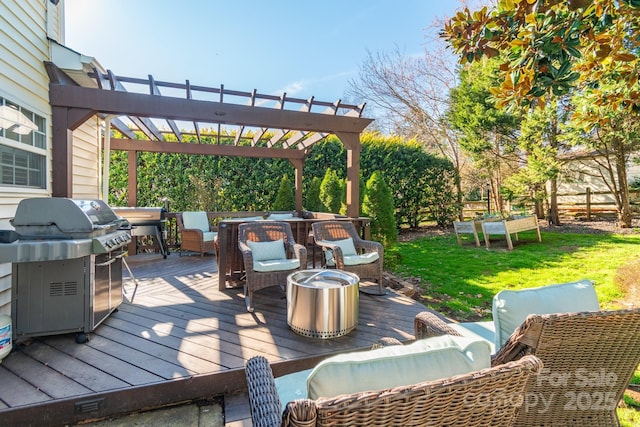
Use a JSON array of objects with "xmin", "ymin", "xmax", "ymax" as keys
[{"xmin": 0, "ymin": 314, "xmax": 11, "ymax": 363}]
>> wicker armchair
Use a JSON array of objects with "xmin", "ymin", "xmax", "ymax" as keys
[
  {"xmin": 311, "ymin": 221, "xmax": 384, "ymax": 295},
  {"xmin": 245, "ymin": 353, "xmax": 543, "ymax": 427},
  {"xmin": 238, "ymin": 221, "xmax": 307, "ymax": 312},
  {"xmin": 177, "ymin": 211, "xmax": 218, "ymax": 257},
  {"xmin": 415, "ymin": 308, "xmax": 640, "ymax": 426}
]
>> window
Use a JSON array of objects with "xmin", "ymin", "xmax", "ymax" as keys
[{"xmin": 0, "ymin": 97, "xmax": 46, "ymax": 188}]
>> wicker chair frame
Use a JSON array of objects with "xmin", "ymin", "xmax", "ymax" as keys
[
  {"xmin": 245, "ymin": 353, "xmax": 543, "ymax": 427},
  {"xmin": 176, "ymin": 212, "xmax": 217, "ymax": 258},
  {"xmin": 311, "ymin": 221, "xmax": 384, "ymax": 295},
  {"xmin": 415, "ymin": 308, "xmax": 640, "ymax": 426},
  {"xmin": 238, "ymin": 221, "xmax": 307, "ymax": 312}
]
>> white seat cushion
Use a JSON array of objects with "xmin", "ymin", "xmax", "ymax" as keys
[
  {"xmin": 202, "ymin": 231, "xmax": 217, "ymax": 242},
  {"xmin": 306, "ymin": 335, "xmax": 491, "ymax": 400},
  {"xmin": 253, "ymin": 258, "xmax": 300, "ymax": 272},
  {"xmin": 246, "ymin": 239, "xmax": 286, "ymax": 261},
  {"xmin": 343, "ymin": 251, "xmax": 379, "ymax": 266},
  {"xmin": 492, "ymin": 279, "xmax": 599, "ymax": 349},
  {"xmin": 182, "ymin": 211, "xmax": 210, "ymax": 232}
]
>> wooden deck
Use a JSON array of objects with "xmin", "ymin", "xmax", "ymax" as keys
[{"xmin": 0, "ymin": 252, "xmax": 428, "ymax": 426}]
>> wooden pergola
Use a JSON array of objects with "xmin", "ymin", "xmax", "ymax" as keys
[{"xmin": 44, "ymin": 63, "xmax": 373, "ymax": 216}]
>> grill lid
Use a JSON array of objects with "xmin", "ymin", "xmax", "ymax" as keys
[
  {"xmin": 11, "ymin": 198, "xmax": 126, "ymax": 239},
  {"xmin": 111, "ymin": 207, "xmax": 164, "ymax": 225}
]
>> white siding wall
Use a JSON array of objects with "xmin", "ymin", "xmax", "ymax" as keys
[
  {"xmin": 0, "ymin": 264, "xmax": 10, "ymax": 316},
  {"xmin": 0, "ymin": 0, "xmax": 53, "ymax": 315},
  {"xmin": 0, "ymin": 1, "xmax": 101, "ymax": 314},
  {"xmin": 73, "ymin": 119, "xmax": 101, "ymax": 199},
  {"xmin": 557, "ymin": 158, "xmax": 639, "ymax": 205},
  {"xmin": 46, "ymin": 0, "xmax": 64, "ymax": 43}
]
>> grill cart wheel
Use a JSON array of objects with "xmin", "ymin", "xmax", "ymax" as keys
[{"xmin": 75, "ymin": 333, "xmax": 89, "ymax": 344}]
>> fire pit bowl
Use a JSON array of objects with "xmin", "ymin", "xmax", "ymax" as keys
[{"xmin": 286, "ymin": 269, "xmax": 359, "ymax": 339}]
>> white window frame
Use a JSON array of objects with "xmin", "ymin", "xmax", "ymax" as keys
[{"xmin": 0, "ymin": 96, "xmax": 48, "ymax": 191}]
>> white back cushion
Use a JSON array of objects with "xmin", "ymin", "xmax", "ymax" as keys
[
  {"xmin": 492, "ymin": 279, "xmax": 599, "ymax": 349},
  {"xmin": 182, "ymin": 211, "xmax": 210, "ymax": 232},
  {"xmin": 247, "ymin": 238, "xmax": 286, "ymax": 261},
  {"xmin": 307, "ymin": 335, "xmax": 491, "ymax": 400}
]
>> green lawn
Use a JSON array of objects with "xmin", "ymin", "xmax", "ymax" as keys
[
  {"xmin": 387, "ymin": 228, "xmax": 640, "ymax": 425},
  {"xmin": 387, "ymin": 230, "xmax": 640, "ymax": 321}
]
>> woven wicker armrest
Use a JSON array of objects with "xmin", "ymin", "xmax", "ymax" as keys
[
  {"xmin": 238, "ymin": 241, "xmax": 254, "ymax": 264},
  {"xmin": 313, "ymin": 240, "xmax": 345, "ymax": 267},
  {"xmin": 180, "ymin": 228, "xmax": 206, "ymax": 250},
  {"xmin": 355, "ymin": 239, "xmax": 383, "ymax": 255},
  {"xmin": 414, "ymin": 311, "xmax": 464, "ymax": 339},
  {"xmin": 491, "ymin": 314, "xmax": 539, "ymax": 366},
  {"xmin": 245, "ymin": 356, "xmax": 284, "ymax": 427},
  {"xmin": 283, "ymin": 400, "xmax": 317, "ymax": 427},
  {"xmin": 371, "ymin": 336, "xmax": 403, "ymax": 349},
  {"xmin": 288, "ymin": 243, "xmax": 307, "ymax": 265}
]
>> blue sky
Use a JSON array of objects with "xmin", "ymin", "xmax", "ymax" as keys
[{"xmin": 64, "ymin": 1, "xmax": 464, "ymax": 105}]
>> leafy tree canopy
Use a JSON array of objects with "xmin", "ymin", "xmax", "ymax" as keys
[{"xmin": 442, "ymin": 0, "xmax": 640, "ymax": 114}]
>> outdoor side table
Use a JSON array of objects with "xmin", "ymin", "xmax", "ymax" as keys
[{"xmin": 286, "ymin": 269, "xmax": 359, "ymax": 339}]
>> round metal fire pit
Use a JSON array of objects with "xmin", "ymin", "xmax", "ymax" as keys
[{"xmin": 287, "ymin": 269, "xmax": 359, "ymax": 339}]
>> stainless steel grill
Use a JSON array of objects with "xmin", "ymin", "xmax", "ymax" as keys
[
  {"xmin": 0, "ymin": 198, "xmax": 132, "ymax": 343},
  {"xmin": 111, "ymin": 207, "xmax": 169, "ymax": 258}
]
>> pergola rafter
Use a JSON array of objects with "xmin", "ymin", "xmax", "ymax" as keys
[{"xmin": 45, "ymin": 62, "xmax": 372, "ymax": 216}]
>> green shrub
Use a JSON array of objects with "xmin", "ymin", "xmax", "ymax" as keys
[
  {"xmin": 363, "ymin": 171, "xmax": 397, "ymax": 246},
  {"xmin": 304, "ymin": 176, "xmax": 324, "ymax": 211},
  {"xmin": 319, "ymin": 169, "xmax": 343, "ymax": 213},
  {"xmin": 273, "ymin": 174, "xmax": 295, "ymax": 210}
]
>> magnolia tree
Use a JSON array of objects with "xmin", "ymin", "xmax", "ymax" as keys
[{"xmin": 443, "ymin": 0, "xmax": 640, "ymax": 226}]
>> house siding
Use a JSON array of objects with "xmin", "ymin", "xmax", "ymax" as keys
[
  {"xmin": 73, "ymin": 119, "xmax": 101, "ymax": 199},
  {"xmin": 1, "ymin": 0, "xmax": 101, "ymax": 315},
  {"xmin": 557, "ymin": 158, "xmax": 640, "ymax": 206}
]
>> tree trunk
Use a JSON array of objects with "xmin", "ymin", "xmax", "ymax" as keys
[
  {"xmin": 455, "ymin": 168, "xmax": 464, "ymax": 221},
  {"xmin": 615, "ymin": 149, "xmax": 633, "ymax": 227},
  {"xmin": 548, "ymin": 177, "xmax": 561, "ymax": 225}
]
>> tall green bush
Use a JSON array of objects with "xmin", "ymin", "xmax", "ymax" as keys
[
  {"xmin": 304, "ymin": 176, "xmax": 324, "ymax": 211},
  {"xmin": 363, "ymin": 171, "xmax": 397, "ymax": 246},
  {"xmin": 273, "ymin": 174, "xmax": 295, "ymax": 210},
  {"xmin": 319, "ymin": 169, "xmax": 343, "ymax": 213}
]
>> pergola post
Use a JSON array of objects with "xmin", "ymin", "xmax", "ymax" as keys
[
  {"xmin": 289, "ymin": 158, "xmax": 304, "ymax": 212},
  {"xmin": 50, "ymin": 105, "xmax": 95, "ymax": 197},
  {"xmin": 127, "ymin": 151, "xmax": 138, "ymax": 206},
  {"xmin": 336, "ymin": 132, "xmax": 361, "ymax": 218},
  {"xmin": 51, "ymin": 106, "xmax": 73, "ymax": 197}
]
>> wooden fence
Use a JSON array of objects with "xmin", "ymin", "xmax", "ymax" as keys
[{"xmin": 461, "ymin": 188, "xmax": 640, "ymax": 221}]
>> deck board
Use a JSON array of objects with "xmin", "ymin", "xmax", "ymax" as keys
[
  {"xmin": 0, "ymin": 252, "xmax": 430, "ymax": 425},
  {"xmin": 0, "ymin": 348, "xmax": 93, "ymax": 398},
  {"xmin": 25, "ymin": 337, "xmax": 134, "ymax": 391}
]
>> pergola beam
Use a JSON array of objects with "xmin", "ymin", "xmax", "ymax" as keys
[
  {"xmin": 109, "ymin": 138, "xmax": 306, "ymax": 160},
  {"xmin": 49, "ymin": 85, "xmax": 373, "ymax": 134}
]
